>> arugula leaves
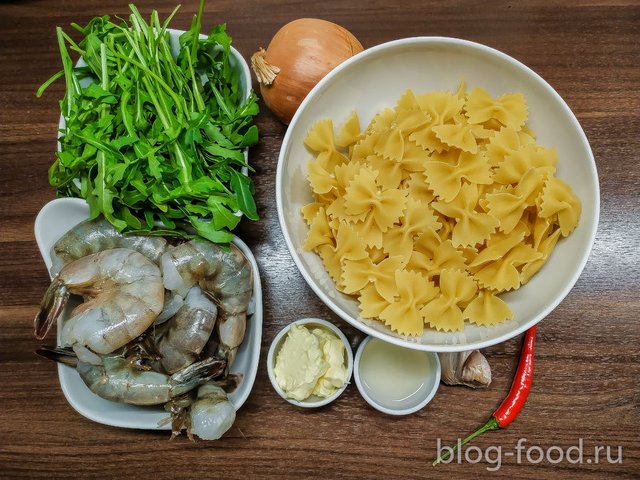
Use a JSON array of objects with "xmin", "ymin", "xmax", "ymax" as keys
[{"xmin": 38, "ymin": 1, "xmax": 259, "ymax": 243}]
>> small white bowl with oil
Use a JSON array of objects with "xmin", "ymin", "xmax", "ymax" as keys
[{"xmin": 354, "ymin": 337, "xmax": 440, "ymax": 415}]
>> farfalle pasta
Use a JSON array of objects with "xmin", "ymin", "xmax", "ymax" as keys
[{"xmin": 301, "ymin": 85, "xmax": 581, "ymax": 336}]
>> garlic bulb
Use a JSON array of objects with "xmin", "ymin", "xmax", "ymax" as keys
[{"xmin": 439, "ymin": 350, "xmax": 492, "ymax": 388}]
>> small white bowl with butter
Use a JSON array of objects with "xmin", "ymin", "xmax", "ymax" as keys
[{"xmin": 267, "ymin": 318, "xmax": 353, "ymax": 408}]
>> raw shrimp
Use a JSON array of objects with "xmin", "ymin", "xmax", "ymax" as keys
[
  {"xmin": 35, "ymin": 248, "xmax": 164, "ymax": 364},
  {"xmin": 161, "ymin": 239, "xmax": 253, "ymax": 368},
  {"xmin": 156, "ymin": 286, "xmax": 218, "ymax": 374},
  {"xmin": 36, "ymin": 347, "xmax": 226, "ymax": 406},
  {"xmin": 163, "ymin": 377, "xmax": 242, "ymax": 440},
  {"xmin": 189, "ymin": 383, "xmax": 236, "ymax": 440},
  {"xmin": 50, "ymin": 218, "xmax": 167, "ymax": 274}
]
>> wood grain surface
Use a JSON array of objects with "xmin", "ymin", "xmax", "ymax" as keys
[{"xmin": 1, "ymin": 0, "xmax": 638, "ymax": 478}]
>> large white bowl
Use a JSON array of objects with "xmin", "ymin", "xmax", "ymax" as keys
[
  {"xmin": 276, "ymin": 37, "xmax": 599, "ymax": 352},
  {"xmin": 34, "ymin": 198, "xmax": 263, "ymax": 430}
]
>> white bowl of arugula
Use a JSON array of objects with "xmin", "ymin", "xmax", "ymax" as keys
[{"xmin": 38, "ymin": 1, "xmax": 260, "ymax": 243}]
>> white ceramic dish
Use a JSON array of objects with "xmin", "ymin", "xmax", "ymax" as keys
[
  {"xmin": 354, "ymin": 336, "xmax": 440, "ymax": 416},
  {"xmin": 276, "ymin": 37, "xmax": 600, "ymax": 352},
  {"xmin": 267, "ymin": 318, "xmax": 353, "ymax": 408},
  {"xmin": 34, "ymin": 197, "xmax": 263, "ymax": 430}
]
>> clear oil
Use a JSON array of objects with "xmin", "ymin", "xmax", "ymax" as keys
[{"xmin": 359, "ymin": 338, "xmax": 433, "ymax": 407}]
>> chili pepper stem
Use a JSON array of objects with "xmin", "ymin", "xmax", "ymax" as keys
[{"xmin": 432, "ymin": 417, "xmax": 500, "ymax": 466}]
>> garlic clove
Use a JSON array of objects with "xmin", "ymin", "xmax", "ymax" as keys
[
  {"xmin": 438, "ymin": 350, "xmax": 492, "ymax": 388},
  {"xmin": 460, "ymin": 350, "xmax": 492, "ymax": 387}
]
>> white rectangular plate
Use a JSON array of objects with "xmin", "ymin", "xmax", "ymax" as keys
[{"xmin": 34, "ymin": 197, "xmax": 262, "ymax": 430}]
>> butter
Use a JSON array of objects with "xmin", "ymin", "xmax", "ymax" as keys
[
  {"xmin": 274, "ymin": 324, "xmax": 347, "ymax": 401},
  {"xmin": 310, "ymin": 328, "xmax": 348, "ymax": 398}
]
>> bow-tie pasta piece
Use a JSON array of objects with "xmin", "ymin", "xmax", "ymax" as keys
[
  {"xmin": 332, "ymin": 221, "xmax": 368, "ymax": 261},
  {"xmin": 336, "ymin": 111, "xmax": 361, "ymax": 148},
  {"xmin": 368, "ymin": 108, "xmax": 396, "ymax": 134},
  {"xmin": 351, "ymin": 131, "xmax": 377, "ymax": 163},
  {"xmin": 401, "ymin": 139, "xmax": 431, "ymax": 173},
  {"xmin": 380, "ymin": 270, "xmax": 438, "ymax": 336},
  {"xmin": 403, "ymin": 172, "xmax": 436, "ymax": 204},
  {"xmin": 382, "ymin": 198, "xmax": 441, "ymax": 260},
  {"xmin": 485, "ymin": 168, "xmax": 545, "ymax": 234},
  {"xmin": 539, "ymin": 176, "xmax": 582, "ymax": 236},
  {"xmin": 326, "ymin": 197, "xmax": 367, "ymax": 225},
  {"xmin": 344, "ymin": 166, "xmax": 407, "ymax": 234},
  {"xmin": 407, "ymin": 229, "xmax": 443, "ymax": 266},
  {"xmin": 395, "ymin": 89, "xmax": 432, "ymax": 133},
  {"xmin": 421, "ymin": 269, "xmax": 477, "ymax": 332},
  {"xmin": 408, "ymin": 239, "xmax": 468, "ymax": 280},
  {"xmin": 374, "ymin": 127, "xmax": 405, "ymax": 162},
  {"xmin": 316, "ymin": 221, "xmax": 368, "ymax": 291},
  {"xmin": 521, "ymin": 228, "xmax": 562, "ymax": 285},
  {"xmin": 473, "ymin": 244, "xmax": 542, "ymax": 292},
  {"xmin": 305, "ymin": 118, "xmax": 336, "ymax": 153},
  {"xmin": 358, "ymin": 284, "xmax": 391, "ymax": 320},
  {"xmin": 307, "ymin": 157, "xmax": 337, "ymax": 195},
  {"xmin": 465, "ymin": 88, "xmax": 528, "ymax": 131},
  {"xmin": 303, "ymin": 207, "xmax": 333, "ymax": 251},
  {"xmin": 463, "ymin": 289, "xmax": 513, "ymax": 326},
  {"xmin": 485, "ymin": 126, "xmax": 536, "ymax": 167},
  {"xmin": 432, "ymin": 123, "xmax": 478, "ymax": 154},
  {"xmin": 417, "ymin": 91, "xmax": 465, "ymax": 124},
  {"xmin": 468, "ymin": 226, "xmax": 528, "ymax": 270},
  {"xmin": 301, "ymin": 202, "xmax": 324, "ymax": 225},
  {"xmin": 409, "ymin": 126, "xmax": 448, "ymax": 154},
  {"xmin": 432, "ymin": 183, "xmax": 500, "ymax": 247},
  {"xmin": 423, "ymin": 150, "xmax": 492, "ymax": 202},
  {"xmin": 493, "ymin": 143, "xmax": 557, "ymax": 185},
  {"xmin": 367, "ymin": 246, "xmax": 387, "ymax": 264},
  {"xmin": 368, "ymin": 153, "xmax": 403, "ymax": 190},
  {"xmin": 342, "ymin": 255, "xmax": 405, "ymax": 302}
]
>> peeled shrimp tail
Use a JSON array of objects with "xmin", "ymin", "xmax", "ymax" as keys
[
  {"xmin": 170, "ymin": 357, "xmax": 227, "ymax": 398},
  {"xmin": 216, "ymin": 312, "xmax": 246, "ymax": 370},
  {"xmin": 34, "ymin": 277, "xmax": 69, "ymax": 340},
  {"xmin": 160, "ymin": 393, "xmax": 196, "ymax": 440},
  {"xmin": 216, "ymin": 373, "xmax": 243, "ymax": 394},
  {"xmin": 35, "ymin": 346, "xmax": 78, "ymax": 367}
]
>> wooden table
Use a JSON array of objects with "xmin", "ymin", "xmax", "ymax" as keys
[{"xmin": 1, "ymin": 1, "xmax": 638, "ymax": 478}]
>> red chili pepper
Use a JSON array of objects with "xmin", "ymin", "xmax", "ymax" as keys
[{"xmin": 433, "ymin": 325, "xmax": 537, "ymax": 466}]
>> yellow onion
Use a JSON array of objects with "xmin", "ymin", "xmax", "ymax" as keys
[{"xmin": 251, "ymin": 18, "xmax": 363, "ymax": 124}]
